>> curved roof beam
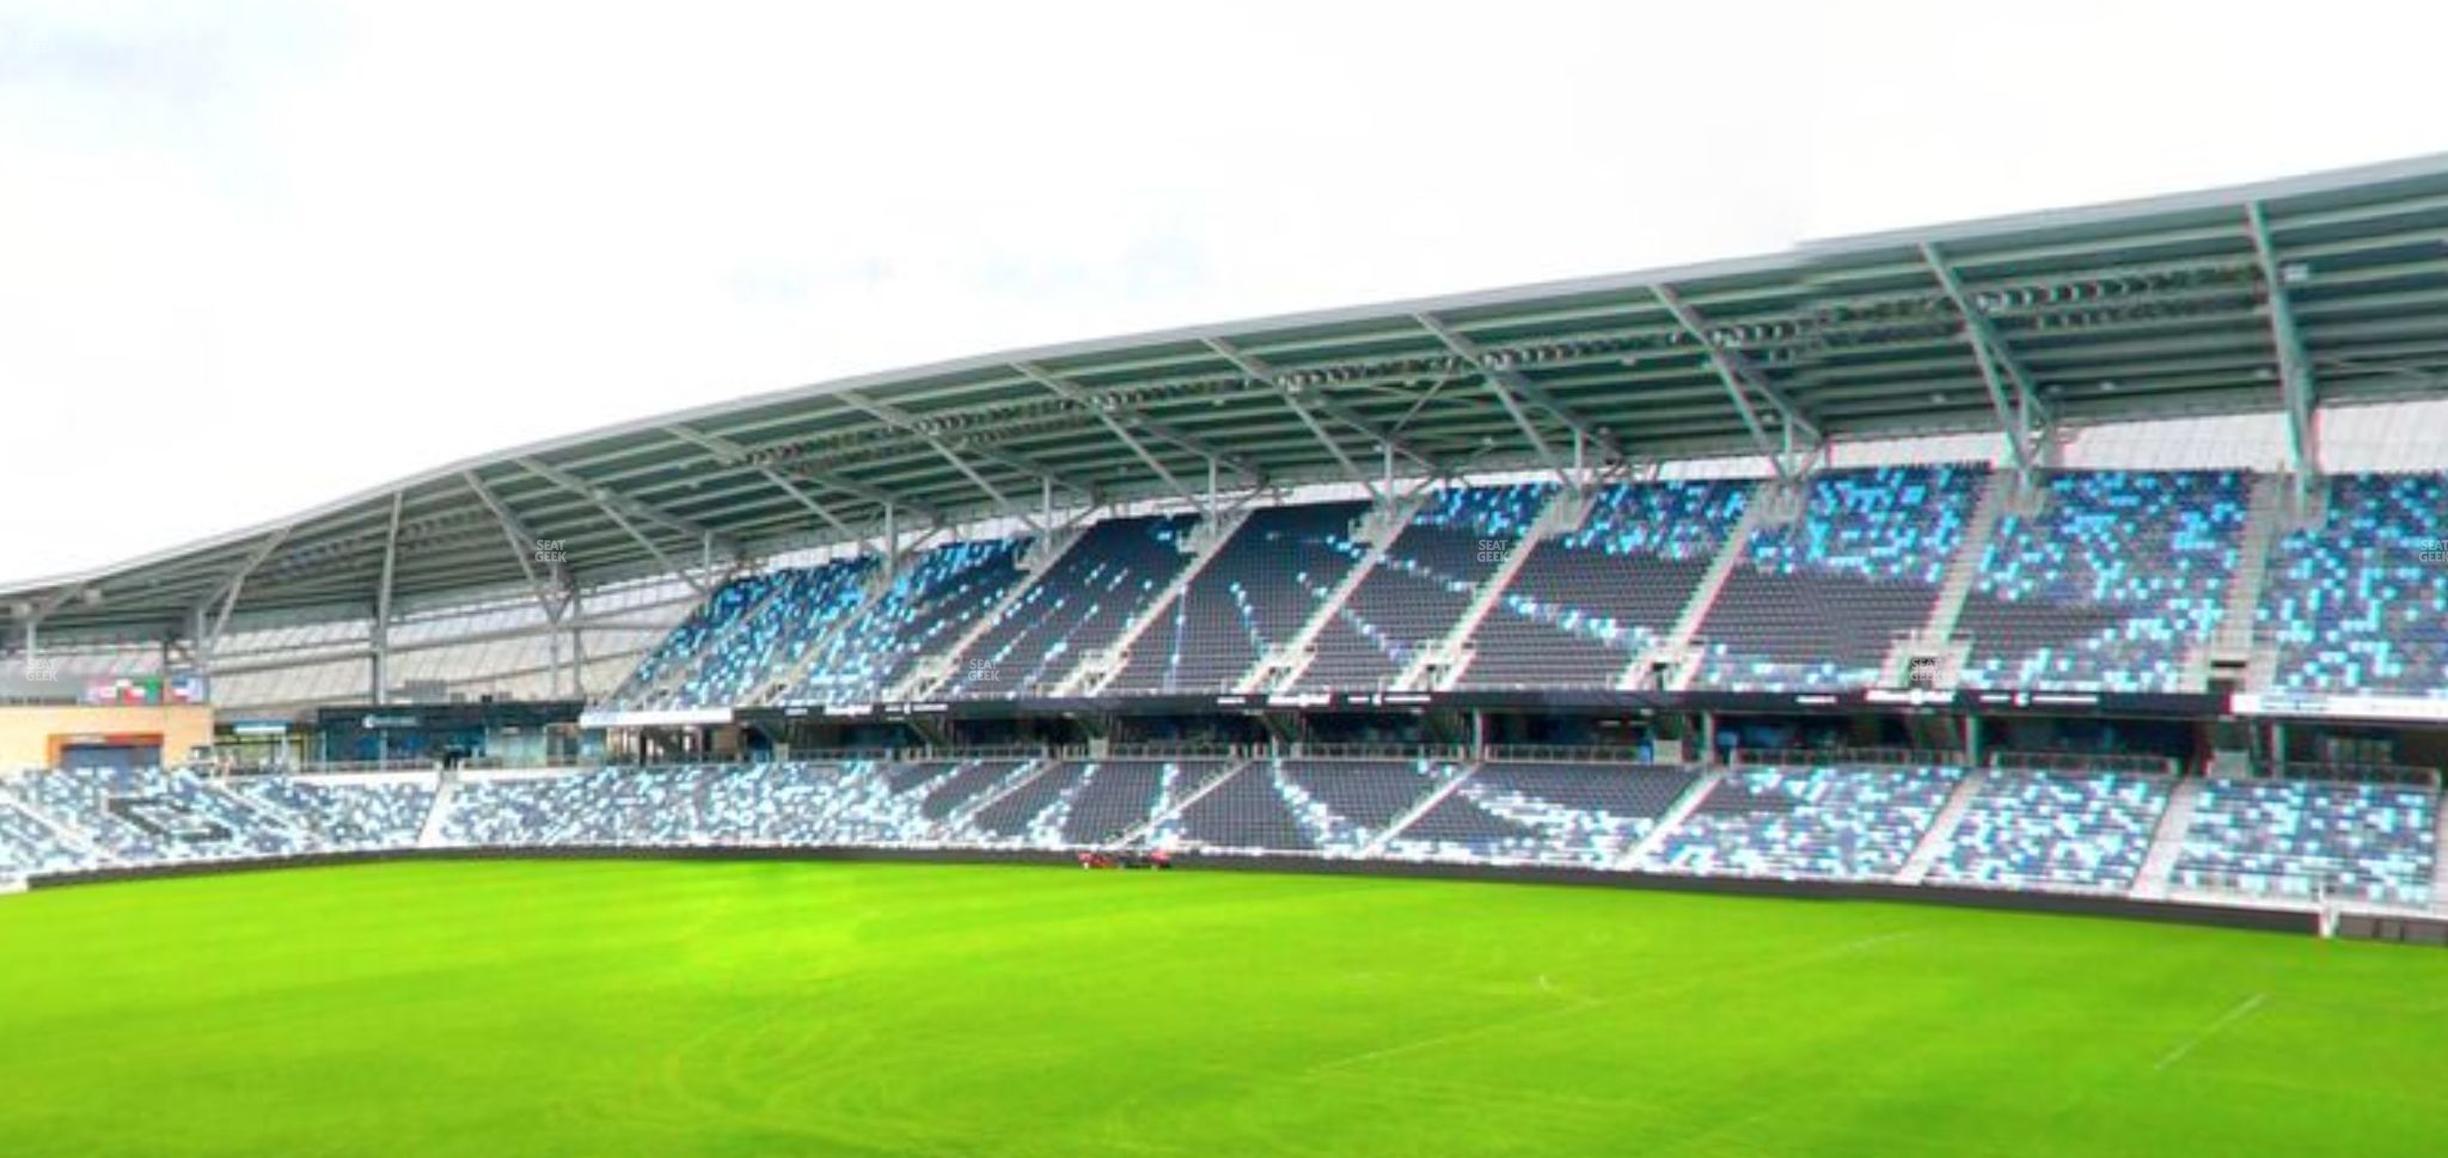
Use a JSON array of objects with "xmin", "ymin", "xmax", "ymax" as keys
[
  {"xmin": 1411, "ymin": 311, "xmax": 1623, "ymax": 486},
  {"xmin": 834, "ymin": 391, "xmax": 1098, "ymax": 529},
  {"xmin": 1202, "ymin": 337, "xmax": 1441, "ymax": 501},
  {"xmin": 1920, "ymin": 242, "xmax": 2055, "ymax": 478},
  {"xmin": 666, "ymin": 424, "xmax": 943, "ymax": 525},
  {"xmin": 1652, "ymin": 284, "xmax": 1822, "ymax": 481}
]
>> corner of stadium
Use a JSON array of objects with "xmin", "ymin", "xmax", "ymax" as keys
[{"xmin": 8, "ymin": 154, "xmax": 2448, "ymax": 1156}]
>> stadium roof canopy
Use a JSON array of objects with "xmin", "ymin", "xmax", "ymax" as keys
[{"xmin": 15, "ymin": 153, "xmax": 2448, "ymax": 649}]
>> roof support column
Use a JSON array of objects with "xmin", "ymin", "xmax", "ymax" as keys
[
  {"xmin": 2246, "ymin": 201, "xmax": 2322, "ymax": 501},
  {"xmin": 371, "ymin": 491, "xmax": 402, "ymax": 706}
]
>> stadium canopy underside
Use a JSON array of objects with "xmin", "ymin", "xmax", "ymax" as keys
[{"xmin": 14, "ymin": 153, "xmax": 2448, "ymax": 654}]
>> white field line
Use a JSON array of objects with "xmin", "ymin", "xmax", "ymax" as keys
[{"xmin": 2154, "ymin": 991, "xmax": 2268, "ymax": 1072}]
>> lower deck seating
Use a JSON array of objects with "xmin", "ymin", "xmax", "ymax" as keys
[
  {"xmin": 234, "ymin": 777, "xmax": 435, "ymax": 849},
  {"xmin": 9, "ymin": 767, "xmax": 307, "ymax": 863},
  {"xmin": 1379, "ymin": 763, "xmax": 1702, "ymax": 867},
  {"xmin": 1644, "ymin": 765, "xmax": 1963, "ymax": 880},
  {"xmin": 1927, "ymin": 771, "xmax": 2171, "ymax": 891},
  {"xmin": 0, "ymin": 797, "xmax": 106, "ymax": 874},
  {"xmin": 4, "ymin": 764, "xmax": 2441, "ymax": 925},
  {"xmin": 2173, "ymin": 779, "xmax": 2437, "ymax": 908}
]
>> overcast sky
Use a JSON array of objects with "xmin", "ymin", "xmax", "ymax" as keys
[{"xmin": 5, "ymin": 0, "xmax": 2446, "ymax": 582}]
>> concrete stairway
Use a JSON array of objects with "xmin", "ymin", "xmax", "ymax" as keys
[
  {"xmin": 2129, "ymin": 777, "xmax": 2202, "ymax": 900},
  {"xmin": 1057, "ymin": 506, "xmax": 1252, "ymax": 696},
  {"xmin": 1402, "ymin": 487, "xmax": 1589, "ymax": 691},
  {"xmin": 2188, "ymin": 472, "xmax": 2293, "ymax": 689},
  {"xmin": 2430, "ymin": 803, "xmax": 2448, "ymax": 915},
  {"xmin": 1896, "ymin": 770, "xmax": 1989, "ymax": 884},
  {"xmin": 416, "ymin": 776, "xmax": 459, "ymax": 848},
  {"xmin": 1876, "ymin": 472, "xmax": 2017, "ymax": 687}
]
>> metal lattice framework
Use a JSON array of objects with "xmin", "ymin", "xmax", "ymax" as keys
[{"xmin": 13, "ymin": 153, "xmax": 2448, "ymax": 658}]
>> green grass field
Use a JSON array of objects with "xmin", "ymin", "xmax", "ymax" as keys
[{"xmin": 3, "ymin": 861, "xmax": 2445, "ymax": 1157}]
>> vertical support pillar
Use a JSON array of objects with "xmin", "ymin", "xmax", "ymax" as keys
[
  {"xmin": 567, "ymin": 587, "xmax": 587, "ymax": 698},
  {"xmin": 1700, "ymin": 711, "xmax": 1719, "ymax": 767}
]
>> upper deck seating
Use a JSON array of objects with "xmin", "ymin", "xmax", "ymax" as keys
[
  {"xmin": 1296, "ymin": 484, "xmax": 1552, "ymax": 692},
  {"xmin": 783, "ymin": 538, "xmax": 1030, "ymax": 705},
  {"xmin": 673, "ymin": 559, "xmax": 873, "ymax": 707},
  {"xmin": 1107, "ymin": 502, "xmax": 1371, "ymax": 694},
  {"xmin": 602, "ymin": 573, "xmax": 781, "ymax": 708},
  {"xmin": 2258, "ymin": 473, "xmax": 2448, "ymax": 699},
  {"xmin": 1692, "ymin": 465, "xmax": 1985, "ymax": 691},
  {"xmin": 1956, "ymin": 471, "xmax": 2247, "ymax": 693},
  {"xmin": 1458, "ymin": 480, "xmax": 1752, "ymax": 690},
  {"xmin": 943, "ymin": 516, "xmax": 1198, "ymax": 698}
]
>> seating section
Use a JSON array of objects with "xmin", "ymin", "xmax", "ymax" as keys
[
  {"xmin": 602, "ymin": 572, "xmax": 782, "ymax": 708},
  {"xmin": 784, "ymin": 538, "xmax": 1030, "ymax": 705},
  {"xmin": 2259, "ymin": 473, "xmax": 2448, "ymax": 699},
  {"xmin": 1693, "ymin": 466, "xmax": 1984, "ymax": 691},
  {"xmin": 1108, "ymin": 502, "xmax": 1371, "ymax": 694},
  {"xmin": 1149, "ymin": 759, "xmax": 1453, "ymax": 854},
  {"xmin": 2173, "ymin": 779, "xmax": 2437, "ymax": 908},
  {"xmin": 1273, "ymin": 759, "xmax": 1453, "ymax": 854},
  {"xmin": 1158, "ymin": 762, "xmax": 1318, "ymax": 852},
  {"xmin": 0, "ymin": 797, "xmax": 106, "ymax": 875},
  {"xmin": 1296, "ymin": 485, "xmax": 1552, "ymax": 691},
  {"xmin": 8, "ymin": 767, "xmax": 308, "ymax": 864},
  {"xmin": 1059, "ymin": 760, "xmax": 1236, "ymax": 845},
  {"xmin": 1645, "ymin": 765, "xmax": 1963, "ymax": 880},
  {"xmin": 1956, "ymin": 471, "xmax": 2247, "ymax": 693},
  {"xmin": 5, "ymin": 764, "xmax": 2445, "ymax": 925},
  {"xmin": 1928, "ymin": 771, "xmax": 2171, "ymax": 890},
  {"xmin": 943, "ymin": 516, "xmax": 1199, "ymax": 698},
  {"xmin": 1458, "ymin": 481, "xmax": 1753, "ymax": 690},
  {"xmin": 234, "ymin": 777, "xmax": 436, "ymax": 850},
  {"xmin": 672, "ymin": 559, "xmax": 875, "ymax": 707},
  {"xmin": 1379, "ymin": 763, "xmax": 1701, "ymax": 867}
]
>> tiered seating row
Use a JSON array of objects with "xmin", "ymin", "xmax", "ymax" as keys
[
  {"xmin": 1458, "ymin": 480, "xmax": 1752, "ymax": 690},
  {"xmin": 1957, "ymin": 471, "xmax": 2248, "ymax": 693},
  {"xmin": 2259, "ymin": 472, "xmax": 2448, "ymax": 700},
  {"xmin": 1692, "ymin": 465, "xmax": 1986, "ymax": 692},
  {"xmin": 2, "ymin": 767, "xmax": 2439, "ymax": 917},
  {"xmin": 1296, "ymin": 484, "xmax": 1551, "ymax": 692}
]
